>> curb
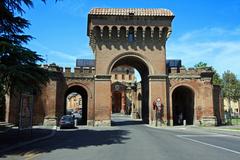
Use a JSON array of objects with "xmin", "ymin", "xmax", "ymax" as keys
[
  {"xmin": 145, "ymin": 124, "xmax": 240, "ymax": 136},
  {"xmin": 0, "ymin": 126, "xmax": 57, "ymax": 155},
  {"xmin": 0, "ymin": 124, "xmax": 15, "ymax": 134},
  {"xmin": 144, "ymin": 124, "xmax": 187, "ymax": 130}
]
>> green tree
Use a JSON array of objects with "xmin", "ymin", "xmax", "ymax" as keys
[
  {"xmin": 194, "ymin": 62, "xmax": 222, "ymax": 85},
  {"xmin": 0, "ymin": 0, "xmax": 58, "ymax": 96},
  {"xmin": 222, "ymin": 71, "xmax": 240, "ymax": 124},
  {"xmin": 194, "ymin": 61, "xmax": 208, "ymax": 68},
  {"xmin": 222, "ymin": 71, "xmax": 239, "ymax": 102},
  {"xmin": 0, "ymin": 0, "xmax": 61, "ymax": 120}
]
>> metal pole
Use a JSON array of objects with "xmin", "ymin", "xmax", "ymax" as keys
[{"xmin": 155, "ymin": 108, "xmax": 158, "ymax": 127}]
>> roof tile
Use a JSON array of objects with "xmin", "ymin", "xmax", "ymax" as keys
[{"xmin": 89, "ymin": 8, "xmax": 174, "ymax": 16}]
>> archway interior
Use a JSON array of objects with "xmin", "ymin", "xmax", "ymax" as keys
[
  {"xmin": 111, "ymin": 56, "xmax": 149, "ymax": 123},
  {"xmin": 65, "ymin": 86, "xmax": 88, "ymax": 125},
  {"xmin": 172, "ymin": 86, "xmax": 194, "ymax": 125}
]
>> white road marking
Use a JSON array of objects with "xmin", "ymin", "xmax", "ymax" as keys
[
  {"xmin": 177, "ymin": 135, "xmax": 240, "ymax": 155},
  {"xmin": 178, "ymin": 134, "xmax": 231, "ymax": 138}
]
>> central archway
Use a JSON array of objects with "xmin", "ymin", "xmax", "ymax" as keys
[
  {"xmin": 109, "ymin": 54, "xmax": 151, "ymax": 124},
  {"xmin": 64, "ymin": 85, "xmax": 88, "ymax": 125}
]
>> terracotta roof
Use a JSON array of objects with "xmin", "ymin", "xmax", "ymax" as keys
[{"xmin": 89, "ymin": 8, "xmax": 174, "ymax": 17}]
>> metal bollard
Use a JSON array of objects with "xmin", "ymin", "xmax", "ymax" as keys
[
  {"xmin": 183, "ymin": 120, "xmax": 186, "ymax": 126},
  {"xmin": 74, "ymin": 119, "xmax": 77, "ymax": 127}
]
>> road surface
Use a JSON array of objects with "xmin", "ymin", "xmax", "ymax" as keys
[{"xmin": 1, "ymin": 114, "xmax": 240, "ymax": 160}]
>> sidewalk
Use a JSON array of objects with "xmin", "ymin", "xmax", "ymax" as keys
[
  {"xmin": 147, "ymin": 123, "xmax": 240, "ymax": 137},
  {"xmin": 0, "ymin": 125, "xmax": 56, "ymax": 154},
  {"xmin": 200, "ymin": 125, "xmax": 240, "ymax": 137}
]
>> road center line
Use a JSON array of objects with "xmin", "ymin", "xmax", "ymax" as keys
[
  {"xmin": 177, "ymin": 135, "xmax": 240, "ymax": 155},
  {"xmin": 178, "ymin": 134, "xmax": 231, "ymax": 138}
]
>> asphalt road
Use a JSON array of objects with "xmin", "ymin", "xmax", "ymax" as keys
[{"xmin": 1, "ymin": 114, "xmax": 240, "ymax": 160}]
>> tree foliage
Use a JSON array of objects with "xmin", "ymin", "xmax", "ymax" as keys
[
  {"xmin": 0, "ymin": 0, "xmax": 52, "ymax": 95},
  {"xmin": 194, "ymin": 62, "xmax": 208, "ymax": 68},
  {"xmin": 222, "ymin": 70, "xmax": 240, "ymax": 102},
  {"xmin": 194, "ymin": 62, "xmax": 222, "ymax": 85}
]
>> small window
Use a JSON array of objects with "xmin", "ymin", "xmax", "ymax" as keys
[
  {"xmin": 115, "ymin": 74, "xmax": 118, "ymax": 80},
  {"xmin": 128, "ymin": 32, "xmax": 134, "ymax": 42},
  {"xmin": 128, "ymin": 27, "xmax": 135, "ymax": 43},
  {"xmin": 122, "ymin": 74, "xmax": 125, "ymax": 80},
  {"xmin": 129, "ymin": 75, "xmax": 132, "ymax": 80}
]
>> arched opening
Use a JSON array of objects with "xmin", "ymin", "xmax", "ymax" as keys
[
  {"xmin": 93, "ymin": 26, "xmax": 101, "ymax": 39},
  {"xmin": 128, "ymin": 27, "xmax": 135, "ymax": 43},
  {"xmin": 110, "ymin": 55, "xmax": 150, "ymax": 124},
  {"xmin": 103, "ymin": 26, "xmax": 109, "ymax": 39},
  {"xmin": 145, "ymin": 27, "xmax": 151, "ymax": 41},
  {"xmin": 120, "ymin": 26, "xmax": 126, "ymax": 40},
  {"xmin": 65, "ymin": 85, "xmax": 88, "ymax": 125},
  {"xmin": 153, "ymin": 27, "xmax": 160, "ymax": 40},
  {"xmin": 172, "ymin": 86, "xmax": 194, "ymax": 126},
  {"xmin": 136, "ymin": 27, "xmax": 143, "ymax": 41},
  {"xmin": 111, "ymin": 26, "xmax": 118, "ymax": 39}
]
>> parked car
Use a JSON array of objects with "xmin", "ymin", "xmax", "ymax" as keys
[{"xmin": 59, "ymin": 115, "xmax": 75, "ymax": 129}]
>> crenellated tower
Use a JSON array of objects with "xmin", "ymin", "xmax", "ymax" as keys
[{"xmin": 88, "ymin": 8, "xmax": 174, "ymax": 126}]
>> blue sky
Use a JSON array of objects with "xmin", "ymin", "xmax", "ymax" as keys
[{"xmin": 24, "ymin": 0, "xmax": 240, "ymax": 78}]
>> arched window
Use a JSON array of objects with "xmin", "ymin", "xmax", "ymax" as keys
[
  {"xmin": 120, "ymin": 26, "xmax": 126, "ymax": 40},
  {"xmin": 128, "ymin": 27, "xmax": 135, "ymax": 43},
  {"xmin": 111, "ymin": 26, "xmax": 118, "ymax": 39},
  {"xmin": 145, "ymin": 27, "xmax": 151, "ymax": 41},
  {"xmin": 136, "ymin": 27, "xmax": 143, "ymax": 41},
  {"xmin": 153, "ymin": 27, "xmax": 159, "ymax": 40},
  {"xmin": 93, "ymin": 26, "xmax": 101, "ymax": 39},
  {"xmin": 103, "ymin": 26, "xmax": 109, "ymax": 39}
]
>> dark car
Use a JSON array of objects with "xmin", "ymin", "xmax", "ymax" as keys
[{"xmin": 59, "ymin": 115, "xmax": 75, "ymax": 129}]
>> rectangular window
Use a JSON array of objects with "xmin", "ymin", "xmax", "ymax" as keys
[{"xmin": 129, "ymin": 75, "xmax": 132, "ymax": 80}]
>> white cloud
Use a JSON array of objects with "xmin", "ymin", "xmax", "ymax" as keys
[
  {"xmin": 167, "ymin": 27, "xmax": 240, "ymax": 78},
  {"xmin": 177, "ymin": 26, "xmax": 240, "ymax": 42}
]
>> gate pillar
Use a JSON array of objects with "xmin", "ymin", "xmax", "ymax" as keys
[
  {"xmin": 149, "ymin": 75, "xmax": 168, "ymax": 126},
  {"xmin": 94, "ymin": 75, "xmax": 112, "ymax": 126}
]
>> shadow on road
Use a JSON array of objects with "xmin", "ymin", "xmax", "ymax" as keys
[
  {"xmin": 111, "ymin": 120, "xmax": 144, "ymax": 126},
  {"xmin": 0, "ymin": 128, "xmax": 130, "ymax": 158}
]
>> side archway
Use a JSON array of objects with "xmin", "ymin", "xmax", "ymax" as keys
[
  {"xmin": 172, "ymin": 85, "xmax": 195, "ymax": 125},
  {"xmin": 64, "ymin": 85, "xmax": 88, "ymax": 125}
]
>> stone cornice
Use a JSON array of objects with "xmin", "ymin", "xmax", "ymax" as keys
[
  {"xmin": 94, "ymin": 74, "xmax": 112, "ymax": 81},
  {"xmin": 65, "ymin": 76, "xmax": 94, "ymax": 81},
  {"xmin": 148, "ymin": 74, "xmax": 167, "ymax": 81},
  {"xmin": 168, "ymin": 75, "xmax": 201, "ymax": 79}
]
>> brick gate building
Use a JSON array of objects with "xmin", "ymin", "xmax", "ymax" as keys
[{"xmin": 4, "ymin": 8, "xmax": 223, "ymax": 127}]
